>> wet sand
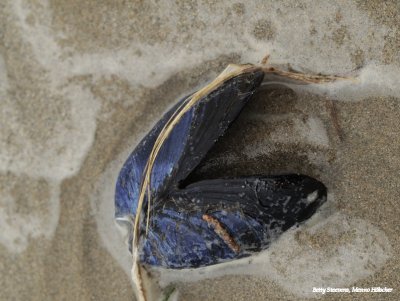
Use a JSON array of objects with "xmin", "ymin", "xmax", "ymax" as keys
[{"xmin": 0, "ymin": 1, "xmax": 399, "ymax": 300}]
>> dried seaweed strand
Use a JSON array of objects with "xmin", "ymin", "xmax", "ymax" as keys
[{"xmin": 262, "ymin": 67, "xmax": 350, "ymax": 83}]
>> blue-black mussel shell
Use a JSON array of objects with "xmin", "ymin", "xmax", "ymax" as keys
[{"xmin": 115, "ymin": 68, "xmax": 327, "ymax": 268}]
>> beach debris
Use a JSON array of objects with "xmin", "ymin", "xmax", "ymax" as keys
[{"xmin": 115, "ymin": 62, "xmax": 344, "ymax": 300}]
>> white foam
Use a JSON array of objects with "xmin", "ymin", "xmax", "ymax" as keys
[
  {"xmin": 9, "ymin": 0, "xmax": 397, "ymax": 94},
  {"xmin": 90, "ymin": 149, "xmax": 137, "ymax": 278},
  {"xmin": 301, "ymin": 117, "xmax": 330, "ymax": 147},
  {"xmin": 0, "ymin": 84, "xmax": 99, "ymax": 180},
  {"xmin": 241, "ymin": 1, "xmax": 390, "ymax": 71},
  {"xmin": 0, "ymin": 54, "xmax": 8, "ymax": 96},
  {"xmin": 0, "ymin": 178, "xmax": 60, "ymax": 253},
  {"xmin": 0, "ymin": 1, "xmax": 100, "ymax": 180},
  {"xmin": 0, "ymin": 0, "xmax": 102, "ymax": 253}
]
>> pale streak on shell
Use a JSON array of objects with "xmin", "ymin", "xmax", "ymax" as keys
[{"xmin": 202, "ymin": 214, "xmax": 241, "ymax": 254}]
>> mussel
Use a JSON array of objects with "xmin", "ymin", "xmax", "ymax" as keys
[{"xmin": 115, "ymin": 63, "xmax": 339, "ymax": 300}]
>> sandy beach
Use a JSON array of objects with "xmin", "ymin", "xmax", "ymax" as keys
[{"xmin": 0, "ymin": 1, "xmax": 399, "ymax": 300}]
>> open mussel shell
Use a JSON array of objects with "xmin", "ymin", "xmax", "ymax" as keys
[{"xmin": 115, "ymin": 64, "xmax": 327, "ymax": 269}]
